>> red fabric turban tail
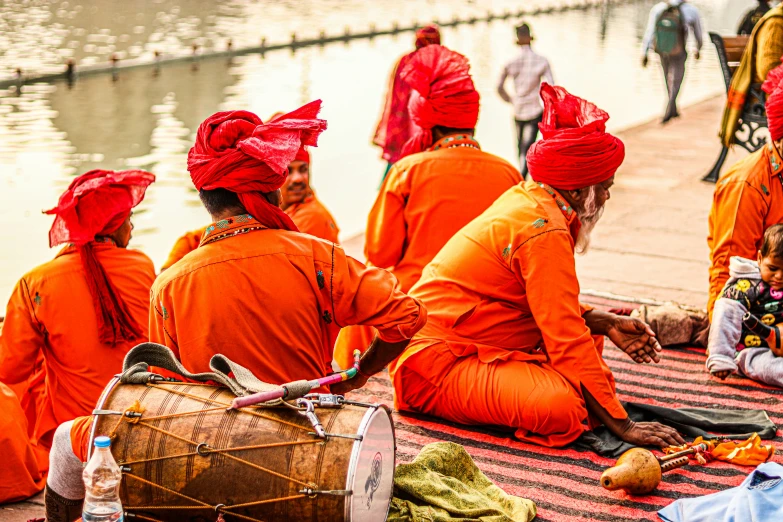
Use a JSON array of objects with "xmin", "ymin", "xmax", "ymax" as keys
[
  {"xmin": 762, "ymin": 61, "xmax": 783, "ymax": 142},
  {"xmin": 527, "ymin": 83, "xmax": 625, "ymax": 190},
  {"xmin": 188, "ymin": 100, "xmax": 327, "ymax": 232},
  {"xmin": 45, "ymin": 169, "xmax": 155, "ymax": 346},
  {"xmin": 398, "ymin": 45, "xmax": 480, "ymax": 159}
]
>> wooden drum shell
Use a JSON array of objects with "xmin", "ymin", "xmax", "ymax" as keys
[{"xmin": 90, "ymin": 379, "xmax": 394, "ymax": 522}]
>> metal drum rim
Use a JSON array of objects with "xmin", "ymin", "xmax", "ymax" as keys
[
  {"xmin": 344, "ymin": 403, "xmax": 395, "ymax": 522},
  {"xmin": 87, "ymin": 374, "xmax": 122, "ymax": 461}
]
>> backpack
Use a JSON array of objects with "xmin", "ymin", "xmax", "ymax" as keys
[{"xmin": 653, "ymin": 4, "xmax": 686, "ymax": 56}]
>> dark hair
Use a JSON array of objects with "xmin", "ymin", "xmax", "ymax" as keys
[
  {"xmin": 198, "ymin": 188, "xmax": 246, "ymax": 216},
  {"xmin": 761, "ymin": 223, "xmax": 783, "ymax": 259},
  {"xmin": 432, "ymin": 125, "xmax": 475, "ymax": 137},
  {"xmin": 515, "ymin": 23, "xmax": 532, "ymax": 38}
]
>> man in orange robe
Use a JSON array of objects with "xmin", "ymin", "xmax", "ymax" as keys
[
  {"xmin": 0, "ymin": 381, "xmax": 45, "ymax": 504},
  {"xmin": 160, "ymin": 142, "xmax": 339, "ymax": 270},
  {"xmin": 47, "ymin": 102, "xmax": 426, "ymax": 521},
  {"xmin": 0, "ymin": 170, "xmax": 155, "ymax": 508},
  {"xmin": 709, "ymin": 63, "xmax": 783, "ymax": 316},
  {"xmin": 390, "ymin": 84, "xmax": 684, "ymax": 448},
  {"xmin": 334, "ymin": 45, "xmax": 522, "ymax": 369}
]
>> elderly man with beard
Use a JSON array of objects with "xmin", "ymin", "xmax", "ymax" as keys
[{"xmin": 389, "ymin": 85, "xmax": 684, "ymax": 448}]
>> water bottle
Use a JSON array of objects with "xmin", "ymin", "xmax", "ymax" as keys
[{"xmin": 82, "ymin": 436, "xmax": 124, "ymax": 522}]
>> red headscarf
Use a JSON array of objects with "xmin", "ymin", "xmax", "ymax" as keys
[
  {"xmin": 527, "ymin": 83, "xmax": 625, "ymax": 190},
  {"xmin": 762, "ymin": 61, "xmax": 783, "ymax": 142},
  {"xmin": 188, "ymin": 101, "xmax": 326, "ymax": 231},
  {"xmin": 415, "ymin": 25, "xmax": 441, "ymax": 49},
  {"xmin": 269, "ymin": 111, "xmax": 311, "ymax": 164},
  {"xmin": 398, "ymin": 45, "xmax": 480, "ymax": 159},
  {"xmin": 45, "ymin": 169, "xmax": 155, "ymax": 346}
]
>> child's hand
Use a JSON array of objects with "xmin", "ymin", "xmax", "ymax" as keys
[{"xmin": 711, "ymin": 370, "xmax": 731, "ymax": 380}]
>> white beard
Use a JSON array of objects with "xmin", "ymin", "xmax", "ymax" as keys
[{"xmin": 574, "ymin": 186, "xmax": 605, "ymax": 255}]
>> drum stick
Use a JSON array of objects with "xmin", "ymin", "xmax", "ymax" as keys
[{"xmin": 229, "ymin": 350, "xmax": 361, "ymax": 409}]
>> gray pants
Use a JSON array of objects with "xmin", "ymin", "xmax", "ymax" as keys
[
  {"xmin": 515, "ymin": 114, "xmax": 543, "ymax": 178},
  {"xmin": 659, "ymin": 52, "xmax": 687, "ymax": 120}
]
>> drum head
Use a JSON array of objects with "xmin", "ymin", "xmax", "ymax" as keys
[{"xmin": 346, "ymin": 406, "xmax": 395, "ymax": 522}]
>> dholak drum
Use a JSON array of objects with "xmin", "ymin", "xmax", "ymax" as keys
[{"xmin": 89, "ymin": 378, "xmax": 395, "ymax": 522}]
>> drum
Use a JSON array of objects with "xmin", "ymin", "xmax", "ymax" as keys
[{"xmin": 89, "ymin": 378, "xmax": 395, "ymax": 522}]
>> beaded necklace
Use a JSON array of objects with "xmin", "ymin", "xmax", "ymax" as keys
[
  {"xmin": 536, "ymin": 182, "xmax": 574, "ymax": 218},
  {"xmin": 429, "ymin": 134, "xmax": 481, "ymax": 151},
  {"xmin": 201, "ymin": 214, "xmax": 267, "ymax": 246}
]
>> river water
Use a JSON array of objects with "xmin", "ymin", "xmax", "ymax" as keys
[{"xmin": 0, "ymin": 0, "xmax": 757, "ymax": 302}]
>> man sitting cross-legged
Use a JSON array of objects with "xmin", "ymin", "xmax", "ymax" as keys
[
  {"xmin": 390, "ymin": 84, "xmax": 684, "ymax": 448},
  {"xmin": 44, "ymin": 101, "xmax": 427, "ymax": 522}
]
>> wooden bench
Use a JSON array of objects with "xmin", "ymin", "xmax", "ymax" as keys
[{"xmin": 703, "ymin": 32, "xmax": 769, "ymax": 182}]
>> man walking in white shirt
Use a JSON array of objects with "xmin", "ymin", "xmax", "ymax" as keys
[
  {"xmin": 642, "ymin": 0, "xmax": 704, "ymax": 124},
  {"xmin": 497, "ymin": 22, "xmax": 553, "ymax": 178}
]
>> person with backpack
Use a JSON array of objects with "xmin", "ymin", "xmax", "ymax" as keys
[{"xmin": 641, "ymin": 0, "xmax": 704, "ymax": 124}]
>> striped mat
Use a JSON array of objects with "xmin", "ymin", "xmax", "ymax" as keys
[{"xmin": 348, "ymin": 297, "xmax": 783, "ymax": 522}]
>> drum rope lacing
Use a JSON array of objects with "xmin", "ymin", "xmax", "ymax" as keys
[{"xmin": 108, "ymin": 383, "xmax": 341, "ymax": 522}]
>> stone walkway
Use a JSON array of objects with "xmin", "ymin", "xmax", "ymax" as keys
[
  {"xmin": 344, "ymin": 94, "xmax": 749, "ymax": 309},
  {"xmin": 1, "ymin": 95, "xmax": 748, "ymax": 520}
]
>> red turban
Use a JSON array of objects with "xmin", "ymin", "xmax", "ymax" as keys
[
  {"xmin": 188, "ymin": 100, "xmax": 327, "ymax": 231},
  {"xmin": 415, "ymin": 25, "xmax": 441, "ymax": 49},
  {"xmin": 44, "ymin": 169, "xmax": 155, "ymax": 346},
  {"xmin": 398, "ymin": 45, "xmax": 480, "ymax": 159},
  {"xmin": 762, "ymin": 61, "xmax": 783, "ymax": 142},
  {"xmin": 527, "ymin": 83, "xmax": 625, "ymax": 191}
]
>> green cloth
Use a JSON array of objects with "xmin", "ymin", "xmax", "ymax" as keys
[{"xmin": 387, "ymin": 442, "xmax": 537, "ymax": 522}]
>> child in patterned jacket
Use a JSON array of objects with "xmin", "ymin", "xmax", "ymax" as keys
[{"xmin": 707, "ymin": 224, "xmax": 783, "ymax": 387}]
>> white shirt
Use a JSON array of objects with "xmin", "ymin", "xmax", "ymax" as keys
[
  {"xmin": 497, "ymin": 46, "xmax": 554, "ymax": 121},
  {"xmin": 642, "ymin": 0, "xmax": 704, "ymax": 55}
]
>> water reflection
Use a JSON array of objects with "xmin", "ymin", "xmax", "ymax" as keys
[{"xmin": 0, "ymin": 0, "xmax": 760, "ymax": 302}]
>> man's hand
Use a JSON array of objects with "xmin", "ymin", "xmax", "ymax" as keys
[
  {"xmin": 642, "ymin": 55, "xmax": 649, "ymax": 68},
  {"xmin": 606, "ymin": 316, "xmax": 662, "ymax": 364},
  {"xmin": 619, "ymin": 420, "xmax": 685, "ymax": 448},
  {"xmin": 330, "ymin": 373, "xmax": 369, "ymax": 396}
]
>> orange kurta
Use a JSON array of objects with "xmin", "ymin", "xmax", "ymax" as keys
[
  {"xmin": 389, "ymin": 181, "xmax": 626, "ymax": 447},
  {"xmin": 161, "ymin": 227, "xmax": 205, "ymax": 270},
  {"xmin": 150, "ymin": 214, "xmax": 426, "ymax": 386},
  {"xmin": 708, "ymin": 143, "xmax": 783, "ymax": 317},
  {"xmin": 286, "ymin": 192, "xmax": 340, "ymax": 243},
  {"xmin": 0, "ymin": 382, "xmax": 45, "ymax": 503},
  {"xmin": 365, "ymin": 140, "xmax": 522, "ymax": 291},
  {"xmin": 334, "ymin": 139, "xmax": 522, "ymax": 369},
  {"xmin": 0, "ymin": 243, "xmax": 154, "ymax": 460}
]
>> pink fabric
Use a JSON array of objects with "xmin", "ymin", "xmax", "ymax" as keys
[
  {"xmin": 763, "ymin": 61, "xmax": 783, "ymax": 142},
  {"xmin": 372, "ymin": 27, "xmax": 442, "ymax": 164},
  {"xmin": 527, "ymin": 83, "xmax": 625, "ymax": 190},
  {"xmin": 398, "ymin": 45, "xmax": 480, "ymax": 159},
  {"xmin": 44, "ymin": 169, "xmax": 154, "ymax": 345},
  {"xmin": 188, "ymin": 101, "xmax": 327, "ymax": 231}
]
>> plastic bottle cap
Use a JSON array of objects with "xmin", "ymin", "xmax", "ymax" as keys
[{"xmin": 94, "ymin": 436, "xmax": 111, "ymax": 448}]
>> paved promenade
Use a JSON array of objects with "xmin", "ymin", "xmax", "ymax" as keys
[
  {"xmin": 0, "ymin": 95, "xmax": 747, "ymax": 520},
  {"xmin": 344, "ymin": 94, "xmax": 749, "ymax": 309}
]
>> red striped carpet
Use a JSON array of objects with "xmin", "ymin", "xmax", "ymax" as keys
[{"xmin": 348, "ymin": 296, "xmax": 783, "ymax": 521}]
